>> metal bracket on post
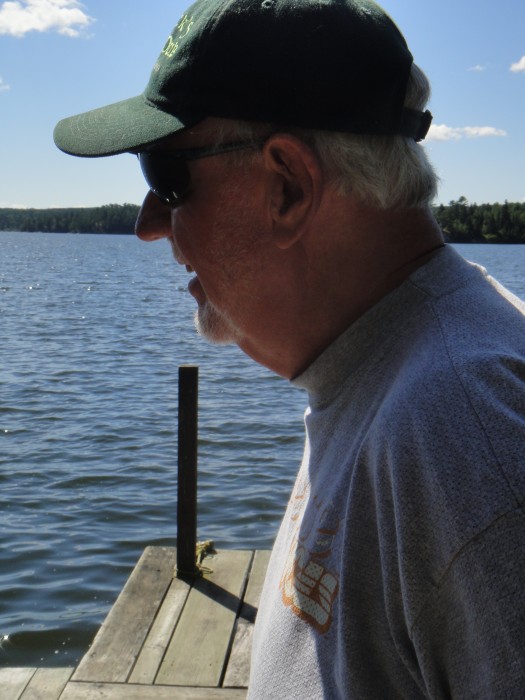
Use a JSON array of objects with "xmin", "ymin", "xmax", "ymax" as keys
[{"xmin": 176, "ymin": 365, "xmax": 199, "ymax": 579}]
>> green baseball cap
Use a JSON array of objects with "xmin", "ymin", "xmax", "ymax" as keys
[{"xmin": 53, "ymin": 0, "xmax": 432, "ymax": 157}]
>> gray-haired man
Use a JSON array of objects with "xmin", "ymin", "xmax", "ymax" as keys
[{"xmin": 55, "ymin": 0, "xmax": 525, "ymax": 696}]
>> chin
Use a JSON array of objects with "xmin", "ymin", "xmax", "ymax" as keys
[{"xmin": 194, "ymin": 306, "xmax": 240, "ymax": 346}]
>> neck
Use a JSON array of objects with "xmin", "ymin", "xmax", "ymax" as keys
[{"xmin": 239, "ymin": 203, "xmax": 445, "ymax": 379}]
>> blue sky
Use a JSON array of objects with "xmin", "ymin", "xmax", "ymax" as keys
[{"xmin": 1, "ymin": 0, "xmax": 524, "ymax": 208}]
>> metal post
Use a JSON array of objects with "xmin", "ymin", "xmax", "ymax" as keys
[{"xmin": 177, "ymin": 365, "xmax": 199, "ymax": 578}]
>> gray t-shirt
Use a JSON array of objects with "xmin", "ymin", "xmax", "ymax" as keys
[{"xmin": 249, "ymin": 246, "xmax": 525, "ymax": 699}]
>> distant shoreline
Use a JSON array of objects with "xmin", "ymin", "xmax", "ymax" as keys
[
  {"xmin": 0, "ymin": 203, "xmax": 139, "ymax": 236},
  {"xmin": 1, "ymin": 199, "xmax": 524, "ymax": 243}
]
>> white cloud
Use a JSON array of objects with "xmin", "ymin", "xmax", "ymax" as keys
[
  {"xmin": 0, "ymin": 0, "xmax": 93, "ymax": 38},
  {"xmin": 427, "ymin": 124, "xmax": 507, "ymax": 142},
  {"xmin": 510, "ymin": 55, "xmax": 525, "ymax": 73},
  {"xmin": 0, "ymin": 75, "xmax": 10, "ymax": 91},
  {"xmin": 462, "ymin": 126, "xmax": 507, "ymax": 138},
  {"xmin": 468, "ymin": 64, "xmax": 486, "ymax": 72}
]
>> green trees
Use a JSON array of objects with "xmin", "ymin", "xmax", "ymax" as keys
[
  {"xmin": 433, "ymin": 199, "xmax": 525, "ymax": 243},
  {"xmin": 0, "ymin": 203, "xmax": 140, "ymax": 234}
]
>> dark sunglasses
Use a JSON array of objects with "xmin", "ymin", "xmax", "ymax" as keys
[{"xmin": 137, "ymin": 139, "xmax": 266, "ymax": 208}]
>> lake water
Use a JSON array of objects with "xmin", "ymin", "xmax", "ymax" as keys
[{"xmin": 1, "ymin": 234, "xmax": 524, "ymax": 669}]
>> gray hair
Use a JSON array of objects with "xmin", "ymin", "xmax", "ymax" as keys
[{"xmin": 215, "ymin": 63, "xmax": 438, "ymax": 209}]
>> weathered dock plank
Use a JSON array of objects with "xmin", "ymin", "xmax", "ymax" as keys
[
  {"xmin": 60, "ymin": 682, "xmax": 247, "ymax": 699},
  {"xmin": 156, "ymin": 549, "xmax": 253, "ymax": 687},
  {"xmin": 19, "ymin": 667, "xmax": 74, "ymax": 699},
  {"xmin": 128, "ymin": 577, "xmax": 191, "ymax": 684},
  {"xmin": 73, "ymin": 546, "xmax": 178, "ymax": 683},
  {"xmin": 224, "ymin": 550, "xmax": 271, "ymax": 688},
  {"xmin": 0, "ymin": 667, "xmax": 36, "ymax": 700}
]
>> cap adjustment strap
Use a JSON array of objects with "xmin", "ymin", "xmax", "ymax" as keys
[{"xmin": 400, "ymin": 108, "xmax": 433, "ymax": 142}]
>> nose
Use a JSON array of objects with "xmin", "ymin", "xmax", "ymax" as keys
[{"xmin": 135, "ymin": 190, "xmax": 172, "ymax": 241}]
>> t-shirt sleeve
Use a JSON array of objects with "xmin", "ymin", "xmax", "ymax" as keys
[{"xmin": 411, "ymin": 506, "xmax": 525, "ymax": 698}]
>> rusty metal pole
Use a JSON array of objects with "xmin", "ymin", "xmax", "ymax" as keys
[{"xmin": 176, "ymin": 365, "xmax": 199, "ymax": 578}]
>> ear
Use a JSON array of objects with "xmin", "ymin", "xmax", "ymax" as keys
[{"xmin": 262, "ymin": 134, "xmax": 323, "ymax": 249}]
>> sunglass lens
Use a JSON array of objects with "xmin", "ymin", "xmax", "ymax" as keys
[{"xmin": 138, "ymin": 153, "xmax": 190, "ymax": 207}]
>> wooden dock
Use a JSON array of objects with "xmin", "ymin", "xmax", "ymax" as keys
[{"xmin": 1, "ymin": 546, "xmax": 270, "ymax": 699}]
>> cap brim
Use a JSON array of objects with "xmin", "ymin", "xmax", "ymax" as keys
[{"xmin": 53, "ymin": 94, "xmax": 188, "ymax": 157}]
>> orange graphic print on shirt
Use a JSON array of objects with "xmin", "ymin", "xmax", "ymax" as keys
[{"xmin": 279, "ymin": 482, "xmax": 340, "ymax": 634}]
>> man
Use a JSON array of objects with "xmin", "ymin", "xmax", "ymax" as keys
[{"xmin": 54, "ymin": 0, "xmax": 525, "ymax": 697}]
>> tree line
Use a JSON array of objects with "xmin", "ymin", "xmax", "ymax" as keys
[
  {"xmin": 0, "ymin": 198, "xmax": 524, "ymax": 242},
  {"xmin": 0, "ymin": 203, "xmax": 140, "ymax": 234},
  {"xmin": 434, "ymin": 198, "xmax": 525, "ymax": 243}
]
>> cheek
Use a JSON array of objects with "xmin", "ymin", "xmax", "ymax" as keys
[
  {"xmin": 210, "ymin": 199, "xmax": 269, "ymax": 276},
  {"xmin": 173, "ymin": 181, "xmax": 270, "ymax": 294},
  {"xmin": 170, "ymin": 207, "xmax": 207, "ymax": 266}
]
